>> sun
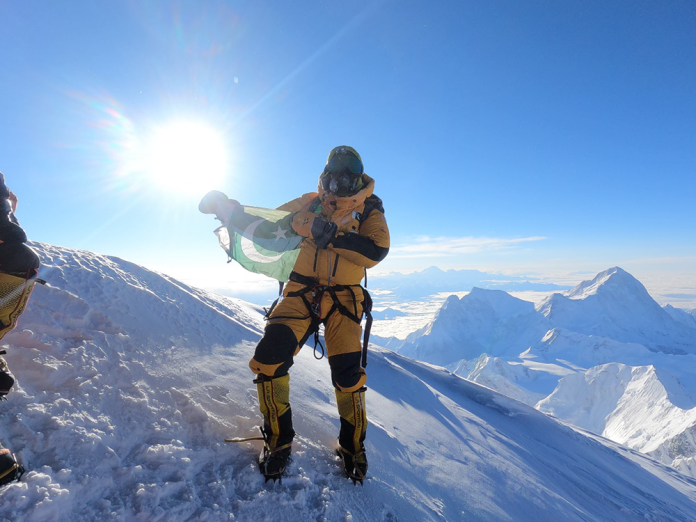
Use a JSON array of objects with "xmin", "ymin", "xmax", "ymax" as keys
[{"xmin": 146, "ymin": 121, "xmax": 228, "ymax": 194}]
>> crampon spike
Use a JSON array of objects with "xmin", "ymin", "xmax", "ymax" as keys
[{"xmin": 264, "ymin": 474, "xmax": 282, "ymax": 484}]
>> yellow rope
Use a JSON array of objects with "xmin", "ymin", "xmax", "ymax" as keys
[{"xmin": 224, "ymin": 436, "xmax": 264, "ymax": 443}]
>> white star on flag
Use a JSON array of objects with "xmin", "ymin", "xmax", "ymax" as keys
[{"xmin": 272, "ymin": 226, "xmax": 288, "ymax": 240}]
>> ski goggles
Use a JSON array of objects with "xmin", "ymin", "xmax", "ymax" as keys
[
  {"xmin": 321, "ymin": 153, "xmax": 364, "ymax": 196},
  {"xmin": 326, "ymin": 151, "xmax": 363, "ymax": 177}
]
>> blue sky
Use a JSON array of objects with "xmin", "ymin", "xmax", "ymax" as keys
[{"xmin": 1, "ymin": 1, "xmax": 695, "ymax": 304}]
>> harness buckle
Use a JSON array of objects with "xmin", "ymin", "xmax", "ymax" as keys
[{"xmin": 310, "ymin": 285, "xmax": 326, "ymax": 317}]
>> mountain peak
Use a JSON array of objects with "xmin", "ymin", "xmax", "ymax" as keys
[
  {"xmin": 456, "ymin": 287, "xmax": 536, "ymax": 323},
  {"xmin": 420, "ymin": 266, "xmax": 445, "ymax": 275},
  {"xmin": 536, "ymin": 267, "xmax": 696, "ymax": 354},
  {"xmin": 565, "ymin": 266, "xmax": 648, "ymax": 301}
]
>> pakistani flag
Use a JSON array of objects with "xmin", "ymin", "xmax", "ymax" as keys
[{"xmin": 215, "ymin": 206, "xmax": 303, "ymax": 282}]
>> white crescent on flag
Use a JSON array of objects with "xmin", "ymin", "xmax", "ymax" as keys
[{"xmin": 241, "ymin": 219, "xmax": 284, "ymax": 263}]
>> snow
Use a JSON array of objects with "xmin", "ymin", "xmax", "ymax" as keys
[
  {"xmin": 537, "ymin": 267, "xmax": 696, "ymax": 355},
  {"xmin": 1, "ymin": 243, "xmax": 695, "ymax": 520},
  {"xmin": 397, "ymin": 290, "xmax": 546, "ymax": 365},
  {"xmin": 538, "ymin": 363, "xmax": 696, "ymax": 477},
  {"xmin": 384, "ymin": 265, "xmax": 696, "ymax": 479},
  {"xmin": 666, "ymin": 304, "xmax": 696, "ymax": 329}
]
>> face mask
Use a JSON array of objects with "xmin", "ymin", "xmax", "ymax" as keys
[{"xmin": 321, "ymin": 153, "xmax": 364, "ymax": 196}]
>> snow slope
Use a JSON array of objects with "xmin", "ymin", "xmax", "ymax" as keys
[
  {"xmin": 666, "ymin": 305, "xmax": 696, "ymax": 329},
  {"xmin": 1, "ymin": 245, "xmax": 695, "ymax": 521},
  {"xmin": 538, "ymin": 363, "xmax": 696, "ymax": 478}
]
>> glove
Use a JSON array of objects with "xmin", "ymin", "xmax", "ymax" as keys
[
  {"xmin": 198, "ymin": 190, "xmax": 240, "ymax": 223},
  {"xmin": 292, "ymin": 212, "xmax": 337, "ymax": 249},
  {"xmin": 312, "ymin": 219, "xmax": 338, "ymax": 250},
  {"xmin": 0, "ymin": 356, "xmax": 14, "ymax": 400}
]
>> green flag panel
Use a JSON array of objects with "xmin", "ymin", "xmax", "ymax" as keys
[{"xmin": 215, "ymin": 206, "xmax": 302, "ymax": 282}]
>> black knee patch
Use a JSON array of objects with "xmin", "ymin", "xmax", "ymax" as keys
[
  {"xmin": 329, "ymin": 352, "xmax": 363, "ymax": 390},
  {"xmin": 253, "ymin": 323, "xmax": 299, "ymax": 377}
]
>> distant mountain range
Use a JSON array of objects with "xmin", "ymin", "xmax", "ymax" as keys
[
  {"xmin": 381, "ymin": 267, "xmax": 696, "ymax": 477},
  {"xmin": 370, "ymin": 266, "xmax": 569, "ymax": 299}
]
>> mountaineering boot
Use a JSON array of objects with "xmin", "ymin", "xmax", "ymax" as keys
[
  {"xmin": 335, "ymin": 387, "xmax": 368, "ymax": 483},
  {"xmin": 258, "ymin": 426, "xmax": 292, "ymax": 482},
  {"xmin": 0, "ymin": 443, "xmax": 24, "ymax": 487},
  {"xmin": 336, "ymin": 443, "xmax": 368, "ymax": 485},
  {"xmin": 198, "ymin": 190, "xmax": 240, "ymax": 224},
  {"xmin": 254, "ymin": 374, "xmax": 295, "ymax": 481}
]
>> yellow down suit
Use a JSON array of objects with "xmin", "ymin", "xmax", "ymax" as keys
[{"xmin": 249, "ymin": 174, "xmax": 389, "ymax": 454}]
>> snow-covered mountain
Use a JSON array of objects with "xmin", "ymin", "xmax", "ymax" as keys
[
  {"xmin": 1, "ymin": 245, "xmax": 695, "ymax": 520},
  {"xmin": 392, "ymin": 267, "xmax": 696, "ymax": 477},
  {"xmin": 665, "ymin": 304, "xmax": 696, "ymax": 329},
  {"xmin": 398, "ymin": 267, "xmax": 696, "ymax": 362},
  {"xmin": 538, "ymin": 363, "xmax": 696, "ymax": 477},
  {"xmin": 398, "ymin": 288, "xmax": 545, "ymax": 365},
  {"xmin": 537, "ymin": 267, "xmax": 696, "ymax": 355}
]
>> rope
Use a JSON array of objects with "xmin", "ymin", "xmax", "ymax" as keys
[{"xmin": 224, "ymin": 436, "xmax": 265, "ymax": 443}]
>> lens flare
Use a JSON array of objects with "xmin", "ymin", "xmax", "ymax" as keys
[{"xmin": 147, "ymin": 121, "xmax": 228, "ymax": 193}]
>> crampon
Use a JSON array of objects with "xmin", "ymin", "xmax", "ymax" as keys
[
  {"xmin": 224, "ymin": 427, "xmax": 292, "ymax": 483},
  {"xmin": 259, "ymin": 443, "xmax": 292, "ymax": 483},
  {"xmin": 336, "ymin": 444, "xmax": 368, "ymax": 485}
]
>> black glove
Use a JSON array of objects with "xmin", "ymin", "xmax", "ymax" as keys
[
  {"xmin": 311, "ymin": 219, "xmax": 338, "ymax": 250},
  {"xmin": 0, "ymin": 356, "xmax": 14, "ymax": 400},
  {"xmin": 198, "ymin": 190, "xmax": 240, "ymax": 223}
]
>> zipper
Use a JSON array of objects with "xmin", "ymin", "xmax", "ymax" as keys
[
  {"xmin": 332, "ymin": 254, "xmax": 340, "ymax": 277},
  {"xmin": 326, "ymin": 250, "xmax": 332, "ymax": 286}
]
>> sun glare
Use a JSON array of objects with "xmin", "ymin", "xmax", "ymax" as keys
[{"xmin": 146, "ymin": 121, "xmax": 228, "ymax": 193}]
